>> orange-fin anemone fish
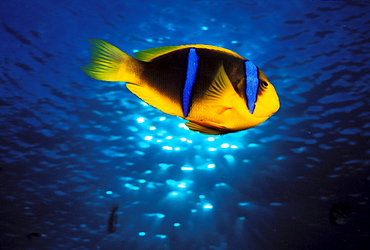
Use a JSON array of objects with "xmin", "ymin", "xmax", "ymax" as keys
[{"xmin": 81, "ymin": 39, "xmax": 279, "ymax": 135}]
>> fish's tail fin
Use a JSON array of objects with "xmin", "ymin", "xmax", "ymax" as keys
[{"xmin": 81, "ymin": 39, "xmax": 141, "ymax": 82}]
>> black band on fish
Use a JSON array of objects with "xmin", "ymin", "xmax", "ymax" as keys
[
  {"xmin": 182, "ymin": 48, "xmax": 199, "ymax": 117},
  {"xmin": 245, "ymin": 60, "xmax": 259, "ymax": 114}
]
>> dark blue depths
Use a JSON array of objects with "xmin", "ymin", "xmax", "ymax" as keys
[{"xmin": 0, "ymin": 0, "xmax": 369, "ymax": 249}]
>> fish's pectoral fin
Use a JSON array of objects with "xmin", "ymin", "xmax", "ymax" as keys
[
  {"xmin": 185, "ymin": 121, "xmax": 223, "ymax": 135},
  {"xmin": 126, "ymin": 83, "xmax": 181, "ymax": 116},
  {"xmin": 202, "ymin": 65, "xmax": 237, "ymax": 109}
]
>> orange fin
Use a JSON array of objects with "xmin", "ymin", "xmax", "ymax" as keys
[
  {"xmin": 81, "ymin": 39, "xmax": 140, "ymax": 83},
  {"xmin": 201, "ymin": 65, "xmax": 238, "ymax": 109},
  {"xmin": 126, "ymin": 83, "xmax": 182, "ymax": 116},
  {"xmin": 185, "ymin": 122, "xmax": 222, "ymax": 135},
  {"xmin": 135, "ymin": 45, "xmax": 244, "ymax": 62}
]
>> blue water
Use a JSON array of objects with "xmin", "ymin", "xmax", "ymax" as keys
[{"xmin": 1, "ymin": 0, "xmax": 369, "ymax": 249}]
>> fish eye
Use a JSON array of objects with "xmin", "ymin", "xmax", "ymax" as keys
[{"xmin": 260, "ymin": 81, "xmax": 269, "ymax": 88}]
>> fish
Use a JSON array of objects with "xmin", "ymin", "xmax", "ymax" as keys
[
  {"xmin": 329, "ymin": 202, "xmax": 351, "ymax": 225},
  {"xmin": 107, "ymin": 205, "xmax": 119, "ymax": 233},
  {"xmin": 82, "ymin": 39, "xmax": 279, "ymax": 135},
  {"xmin": 26, "ymin": 232, "xmax": 41, "ymax": 239}
]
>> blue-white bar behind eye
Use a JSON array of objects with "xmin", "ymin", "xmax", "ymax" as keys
[
  {"xmin": 245, "ymin": 60, "xmax": 259, "ymax": 114},
  {"xmin": 182, "ymin": 48, "xmax": 199, "ymax": 117}
]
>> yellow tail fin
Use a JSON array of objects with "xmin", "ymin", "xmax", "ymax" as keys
[{"xmin": 81, "ymin": 39, "xmax": 140, "ymax": 82}]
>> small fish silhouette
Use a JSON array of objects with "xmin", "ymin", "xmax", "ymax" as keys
[{"xmin": 107, "ymin": 205, "xmax": 119, "ymax": 233}]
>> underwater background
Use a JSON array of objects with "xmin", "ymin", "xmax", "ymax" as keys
[{"xmin": 1, "ymin": 0, "xmax": 369, "ymax": 249}]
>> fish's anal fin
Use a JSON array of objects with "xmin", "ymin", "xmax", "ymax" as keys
[
  {"xmin": 185, "ymin": 122, "xmax": 223, "ymax": 135},
  {"xmin": 126, "ymin": 83, "xmax": 180, "ymax": 116},
  {"xmin": 202, "ymin": 65, "xmax": 237, "ymax": 109}
]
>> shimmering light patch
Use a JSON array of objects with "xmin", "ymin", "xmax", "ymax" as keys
[
  {"xmin": 276, "ymin": 156, "xmax": 286, "ymax": 161},
  {"xmin": 179, "ymin": 123, "xmax": 187, "ymax": 129},
  {"xmin": 105, "ymin": 191, "xmax": 113, "ymax": 195},
  {"xmin": 138, "ymin": 141, "xmax": 150, "ymax": 148},
  {"xmin": 208, "ymin": 147, "xmax": 217, "ymax": 152},
  {"xmin": 238, "ymin": 202, "xmax": 251, "ymax": 206},
  {"xmin": 248, "ymin": 143, "xmax": 260, "ymax": 147},
  {"xmin": 159, "ymin": 117, "xmax": 166, "ymax": 121},
  {"xmin": 207, "ymin": 164, "xmax": 215, "ymax": 169},
  {"xmin": 174, "ymin": 147, "xmax": 181, "ymax": 151},
  {"xmin": 159, "ymin": 163, "xmax": 173, "ymax": 170},
  {"xmin": 340, "ymin": 127, "xmax": 361, "ymax": 135},
  {"xmin": 224, "ymin": 154, "xmax": 235, "ymax": 163},
  {"xmin": 221, "ymin": 143, "xmax": 229, "ymax": 148},
  {"xmin": 135, "ymin": 150, "xmax": 145, "ymax": 156},
  {"xmin": 138, "ymin": 232, "xmax": 145, "ymax": 236},
  {"xmin": 181, "ymin": 165, "xmax": 194, "ymax": 171},
  {"xmin": 170, "ymin": 191, "xmax": 179, "ymax": 196},
  {"xmin": 199, "ymin": 195, "xmax": 205, "ymax": 199},
  {"xmin": 55, "ymin": 191, "xmax": 66, "ymax": 196},
  {"xmin": 304, "ymin": 139, "xmax": 317, "ymax": 145},
  {"xmin": 145, "ymin": 213, "xmax": 165, "ymax": 218},
  {"xmin": 155, "ymin": 234, "xmax": 167, "ymax": 239},
  {"xmin": 238, "ymin": 217, "xmax": 246, "ymax": 220},
  {"xmin": 180, "ymin": 137, "xmax": 187, "ymax": 142},
  {"xmin": 174, "ymin": 223, "xmax": 181, "ymax": 227},
  {"xmin": 231, "ymin": 145, "xmax": 238, "ymax": 149},
  {"xmin": 149, "ymin": 126, "xmax": 156, "ymax": 130},
  {"xmin": 147, "ymin": 182, "xmax": 156, "ymax": 188},
  {"xmin": 201, "ymin": 26, "xmax": 208, "ymax": 30},
  {"xmin": 166, "ymin": 136, "xmax": 173, "ymax": 140},
  {"xmin": 144, "ymin": 136, "xmax": 153, "ymax": 141},
  {"xmin": 144, "ymin": 170, "xmax": 152, "ymax": 174},
  {"xmin": 138, "ymin": 179, "xmax": 146, "ymax": 184},
  {"xmin": 178, "ymin": 182, "xmax": 187, "ymax": 188},
  {"xmin": 187, "ymin": 139, "xmax": 193, "ymax": 143},
  {"xmin": 133, "ymin": 49, "xmax": 139, "ymax": 53},
  {"xmin": 162, "ymin": 146, "xmax": 173, "ymax": 150},
  {"xmin": 215, "ymin": 183, "xmax": 227, "ymax": 187},
  {"xmin": 291, "ymin": 147, "xmax": 306, "ymax": 153},
  {"xmin": 207, "ymin": 137, "xmax": 215, "ymax": 142},
  {"xmin": 270, "ymin": 202, "xmax": 282, "ymax": 206},
  {"xmin": 203, "ymin": 203, "xmax": 213, "ymax": 210},
  {"xmin": 328, "ymin": 174, "xmax": 340, "ymax": 178},
  {"xmin": 167, "ymin": 179, "xmax": 192, "ymax": 189},
  {"xmin": 191, "ymin": 209, "xmax": 197, "ymax": 213},
  {"xmin": 125, "ymin": 183, "xmax": 140, "ymax": 191},
  {"xmin": 137, "ymin": 117, "xmax": 145, "ymax": 123},
  {"xmin": 166, "ymin": 179, "xmax": 176, "ymax": 186}
]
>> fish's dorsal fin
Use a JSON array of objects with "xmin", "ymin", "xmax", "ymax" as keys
[
  {"xmin": 135, "ymin": 45, "xmax": 244, "ymax": 62},
  {"xmin": 202, "ymin": 65, "xmax": 237, "ymax": 109},
  {"xmin": 185, "ymin": 122, "xmax": 222, "ymax": 135}
]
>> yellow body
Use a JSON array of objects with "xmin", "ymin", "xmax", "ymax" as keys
[{"xmin": 82, "ymin": 39, "xmax": 279, "ymax": 135}]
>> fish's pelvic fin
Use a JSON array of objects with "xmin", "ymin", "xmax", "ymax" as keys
[
  {"xmin": 81, "ymin": 39, "xmax": 141, "ymax": 82},
  {"xmin": 185, "ymin": 121, "xmax": 223, "ymax": 135}
]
